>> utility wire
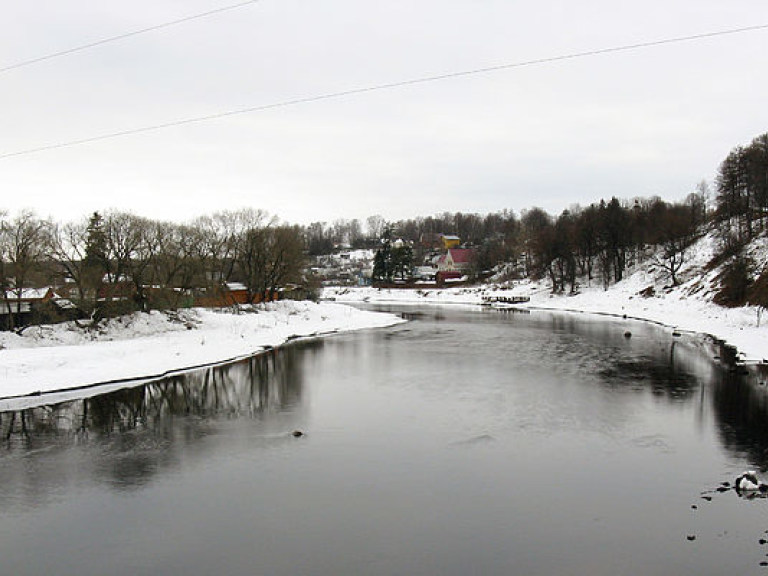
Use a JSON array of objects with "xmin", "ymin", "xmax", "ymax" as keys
[
  {"xmin": 2, "ymin": 22, "xmax": 767, "ymax": 161},
  {"xmin": 0, "ymin": 0, "xmax": 263, "ymax": 74}
]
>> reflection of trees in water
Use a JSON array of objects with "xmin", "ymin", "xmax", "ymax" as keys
[
  {"xmin": 593, "ymin": 340, "xmax": 704, "ymax": 402},
  {"xmin": 598, "ymin": 357, "xmax": 698, "ymax": 400},
  {"xmin": 711, "ymin": 363, "xmax": 768, "ymax": 469},
  {"xmin": 0, "ymin": 346, "xmax": 310, "ymax": 493},
  {"xmin": 0, "ymin": 346, "xmax": 307, "ymax": 443}
]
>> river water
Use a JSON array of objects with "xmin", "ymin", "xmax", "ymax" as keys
[{"xmin": 1, "ymin": 304, "xmax": 768, "ymax": 575}]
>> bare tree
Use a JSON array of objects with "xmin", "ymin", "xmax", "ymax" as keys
[
  {"xmin": 0, "ymin": 210, "xmax": 51, "ymax": 330},
  {"xmin": 651, "ymin": 204, "xmax": 698, "ymax": 286},
  {"xmin": 238, "ymin": 223, "xmax": 304, "ymax": 302},
  {"xmin": 366, "ymin": 214, "xmax": 385, "ymax": 241},
  {"xmin": 103, "ymin": 211, "xmax": 149, "ymax": 313},
  {"xmin": 48, "ymin": 219, "xmax": 90, "ymax": 308}
]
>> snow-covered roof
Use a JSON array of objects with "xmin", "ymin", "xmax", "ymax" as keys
[
  {"xmin": 225, "ymin": 282, "xmax": 248, "ymax": 291},
  {"xmin": 445, "ymin": 275, "xmax": 468, "ymax": 283},
  {"xmin": 4, "ymin": 287, "xmax": 53, "ymax": 301}
]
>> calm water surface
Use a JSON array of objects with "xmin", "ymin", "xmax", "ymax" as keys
[{"xmin": 1, "ymin": 305, "xmax": 768, "ymax": 575}]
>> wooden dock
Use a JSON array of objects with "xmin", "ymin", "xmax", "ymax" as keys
[{"xmin": 482, "ymin": 295, "xmax": 531, "ymax": 306}]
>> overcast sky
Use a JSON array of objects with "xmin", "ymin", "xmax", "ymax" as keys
[{"xmin": 2, "ymin": 0, "xmax": 767, "ymax": 226}]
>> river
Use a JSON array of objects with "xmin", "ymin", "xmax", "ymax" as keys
[{"xmin": 1, "ymin": 304, "xmax": 767, "ymax": 575}]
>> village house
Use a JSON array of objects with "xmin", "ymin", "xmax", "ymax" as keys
[
  {"xmin": 440, "ymin": 234, "xmax": 461, "ymax": 250},
  {"xmin": 436, "ymin": 247, "xmax": 475, "ymax": 273},
  {"xmin": 435, "ymin": 247, "xmax": 476, "ymax": 285},
  {"xmin": 418, "ymin": 232, "xmax": 461, "ymax": 251},
  {"xmin": 0, "ymin": 287, "xmax": 79, "ymax": 329}
]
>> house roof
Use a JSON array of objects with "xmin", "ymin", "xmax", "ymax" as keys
[
  {"xmin": 4, "ymin": 287, "xmax": 54, "ymax": 301},
  {"xmin": 448, "ymin": 248, "xmax": 474, "ymax": 263}
]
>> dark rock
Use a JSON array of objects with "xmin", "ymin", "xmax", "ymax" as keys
[
  {"xmin": 702, "ymin": 496, "xmax": 713, "ymax": 501},
  {"xmin": 687, "ymin": 535, "xmax": 696, "ymax": 541},
  {"xmin": 624, "ymin": 331, "xmax": 632, "ymax": 338},
  {"xmin": 292, "ymin": 430, "xmax": 304, "ymax": 438}
]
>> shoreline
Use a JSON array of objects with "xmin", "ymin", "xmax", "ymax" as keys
[
  {"xmin": 324, "ymin": 282, "xmax": 768, "ymax": 364},
  {"xmin": 0, "ymin": 301, "xmax": 405, "ymax": 408},
  {"xmin": 2, "ymin": 284, "xmax": 765, "ymax": 410}
]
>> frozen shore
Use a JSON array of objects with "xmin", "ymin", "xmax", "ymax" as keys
[
  {"xmin": 0, "ymin": 301, "xmax": 404, "ymax": 403},
  {"xmin": 324, "ymin": 276, "xmax": 768, "ymax": 364}
]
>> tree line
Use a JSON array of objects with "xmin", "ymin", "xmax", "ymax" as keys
[
  {"xmin": 711, "ymin": 133, "xmax": 768, "ymax": 307},
  {"xmin": 1, "ymin": 131, "xmax": 766, "ymax": 330},
  {"xmin": 366, "ymin": 133, "xmax": 765, "ymax": 304},
  {"xmin": 0, "ymin": 208, "xmax": 306, "ymax": 330}
]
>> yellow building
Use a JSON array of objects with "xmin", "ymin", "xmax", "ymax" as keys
[{"xmin": 440, "ymin": 234, "xmax": 461, "ymax": 249}]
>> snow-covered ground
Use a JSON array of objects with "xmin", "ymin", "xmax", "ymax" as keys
[
  {"xmin": 325, "ymin": 231, "xmax": 768, "ymax": 363},
  {"xmin": 0, "ymin": 301, "xmax": 404, "ymax": 402}
]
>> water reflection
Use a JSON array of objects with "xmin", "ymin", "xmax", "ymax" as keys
[
  {"xmin": 4, "ymin": 346, "xmax": 309, "ymax": 438},
  {"xmin": 712, "ymin": 365, "xmax": 768, "ymax": 469},
  {"xmin": 0, "ymin": 344, "xmax": 311, "ymax": 498}
]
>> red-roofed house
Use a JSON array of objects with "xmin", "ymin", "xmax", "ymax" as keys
[
  {"xmin": 436, "ymin": 248, "xmax": 475, "ymax": 273},
  {"xmin": 435, "ymin": 248, "xmax": 475, "ymax": 286}
]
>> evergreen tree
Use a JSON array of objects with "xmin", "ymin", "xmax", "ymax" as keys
[
  {"xmin": 372, "ymin": 225, "xmax": 394, "ymax": 282},
  {"xmin": 83, "ymin": 212, "xmax": 109, "ymax": 316},
  {"xmin": 391, "ymin": 243, "xmax": 414, "ymax": 280},
  {"xmin": 84, "ymin": 212, "xmax": 108, "ymax": 271}
]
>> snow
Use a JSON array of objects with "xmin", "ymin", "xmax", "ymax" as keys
[
  {"xmin": 324, "ymin": 230, "xmax": 768, "ymax": 363},
  {"xmin": 0, "ymin": 301, "xmax": 404, "ymax": 403},
  {"xmin": 735, "ymin": 472, "xmax": 761, "ymax": 492}
]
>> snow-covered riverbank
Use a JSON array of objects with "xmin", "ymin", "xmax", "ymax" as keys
[
  {"xmin": 0, "ymin": 301, "xmax": 404, "ymax": 402},
  {"xmin": 324, "ymin": 248, "xmax": 768, "ymax": 364}
]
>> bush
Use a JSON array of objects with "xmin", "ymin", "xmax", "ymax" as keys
[
  {"xmin": 713, "ymin": 254, "xmax": 753, "ymax": 307},
  {"xmin": 747, "ymin": 268, "xmax": 768, "ymax": 308}
]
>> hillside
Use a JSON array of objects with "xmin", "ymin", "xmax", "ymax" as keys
[{"xmin": 324, "ymin": 229, "xmax": 768, "ymax": 362}]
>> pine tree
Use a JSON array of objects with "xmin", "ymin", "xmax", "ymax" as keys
[{"xmin": 83, "ymin": 212, "xmax": 109, "ymax": 315}]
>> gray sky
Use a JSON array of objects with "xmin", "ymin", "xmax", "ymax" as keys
[{"xmin": 2, "ymin": 0, "xmax": 767, "ymax": 226}]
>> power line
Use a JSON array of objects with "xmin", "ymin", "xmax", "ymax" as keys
[
  {"xmin": 2, "ymin": 22, "xmax": 767, "ymax": 161},
  {"xmin": 0, "ymin": 0, "xmax": 264, "ymax": 74}
]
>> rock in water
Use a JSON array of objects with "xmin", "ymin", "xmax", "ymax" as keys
[{"xmin": 735, "ymin": 471, "xmax": 768, "ymax": 493}]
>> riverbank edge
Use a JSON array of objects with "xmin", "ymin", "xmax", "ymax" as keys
[
  {"xmin": 0, "ymin": 302, "xmax": 406, "ymax": 409},
  {"xmin": 0, "ymin": 328, "xmax": 342, "ymax": 403},
  {"xmin": 325, "ymin": 287, "xmax": 766, "ymax": 367}
]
